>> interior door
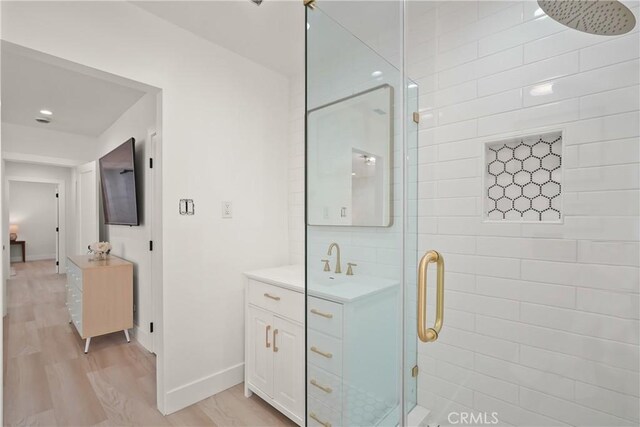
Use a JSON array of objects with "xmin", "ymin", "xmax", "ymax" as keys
[
  {"xmin": 248, "ymin": 306, "xmax": 273, "ymax": 396},
  {"xmin": 55, "ymin": 185, "xmax": 60, "ymax": 273},
  {"xmin": 273, "ymin": 315, "xmax": 304, "ymax": 419},
  {"xmin": 75, "ymin": 161, "xmax": 99, "ymax": 254}
]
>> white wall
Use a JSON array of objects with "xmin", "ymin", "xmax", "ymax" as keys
[
  {"xmin": 1, "ymin": 1, "xmax": 290, "ymax": 413},
  {"xmin": 98, "ymin": 92, "xmax": 157, "ymax": 352},
  {"xmin": 4, "ymin": 161, "xmax": 75, "ymax": 270},
  {"xmin": 288, "ymin": 75, "xmax": 304, "ymax": 265},
  {"xmin": 2, "ymin": 122, "xmax": 98, "ymax": 165},
  {"xmin": 8, "ymin": 181, "xmax": 57, "ymax": 261},
  {"xmin": 405, "ymin": 2, "xmax": 640, "ymax": 425}
]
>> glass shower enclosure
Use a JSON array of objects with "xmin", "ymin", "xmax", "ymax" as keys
[
  {"xmin": 305, "ymin": 1, "xmax": 639, "ymax": 426},
  {"xmin": 305, "ymin": 2, "xmax": 420, "ymax": 426}
]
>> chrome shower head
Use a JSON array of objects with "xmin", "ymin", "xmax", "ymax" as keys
[{"xmin": 538, "ymin": 0, "xmax": 636, "ymax": 35}]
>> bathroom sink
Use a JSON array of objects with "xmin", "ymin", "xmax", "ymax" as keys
[
  {"xmin": 308, "ymin": 272, "xmax": 398, "ymax": 303},
  {"xmin": 310, "ymin": 274, "xmax": 345, "ymax": 286}
]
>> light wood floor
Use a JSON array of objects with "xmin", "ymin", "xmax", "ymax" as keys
[{"xmin": 4, "ymin": 260, "xmax": 296, "ymax": 427}]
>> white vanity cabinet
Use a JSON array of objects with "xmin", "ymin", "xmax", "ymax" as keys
[
  {"xmin": 244, "ymin": 266, "xmax": 399, "ymax": 427},
  {"xmin": 244, "ymin": 267, "xmax": 305, "ymax": 426},
  {"xmin": 306, "ymin": 281, "xmax": 400, "ymax": 427}
]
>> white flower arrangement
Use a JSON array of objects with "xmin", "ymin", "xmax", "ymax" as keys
[{"xmin": 88, "ymin": 241, "xmax": 112, "ymax": 260}]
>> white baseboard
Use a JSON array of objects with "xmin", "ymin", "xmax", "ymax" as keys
[
  {"xmin": 164, "ymin": 363, "xmax": 244, "ymax": 414},
  {"xmin": 11, "ymin": 254, "xmax": 56, "ymax": 262},
  {"xmin": 29, "ymin": 254, "xmax": 56, "ymax": 261},
  {"xmin": 132, "ymin": 324, "xmax": 153, "ymax": 353}
]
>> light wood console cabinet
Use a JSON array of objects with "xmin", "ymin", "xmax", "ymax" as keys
[{"xmin": 66, "ymin": 255, "xmax": 133, "ymax": 353}]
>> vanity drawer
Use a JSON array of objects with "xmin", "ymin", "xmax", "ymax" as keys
[
  {"xmin": 308, "ymin": 329, "xmax": 342, "ymax": 377},
  {"xmin": 308, "ymin": 364, "xmax": 342, "ymax": 412},
  {"xmin": 248, "ymin": 279, "xmax": 303, "ymax": 323},
  {"xmin": 308, "ymin": 396, "xmax": 341, "ymax": 427},
  {"xmin": 307, "ymin": 297, "xmax": 343, "ymax": 339}
]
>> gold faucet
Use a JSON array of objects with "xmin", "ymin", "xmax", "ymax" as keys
[
  {"xmin": 346, "ymin": 262, "xmax": 357, "ymax": 276},
  {"xmin": 327, "ymin": 243, "xmax": 342, "ymax": 274}
]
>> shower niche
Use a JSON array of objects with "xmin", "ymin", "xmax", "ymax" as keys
[{"xmin": 485, "ymin": 131, "xmax": 563, "ymax": 222}]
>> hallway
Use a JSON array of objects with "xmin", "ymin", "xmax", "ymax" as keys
[{"xmin": 3, "ymin": 260, "xmax": 296, "ymax": 426}]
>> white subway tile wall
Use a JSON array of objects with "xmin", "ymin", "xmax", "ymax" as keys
[
  {"xmin": 291, "ymin": 1, "xmax": 640, "ymax": 425},
  {"xmin": 405, "ymin": 1, "xmax": 639, "ymax": 425}
]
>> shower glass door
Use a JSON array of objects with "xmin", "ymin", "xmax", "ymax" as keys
[
  {"xmin": 305, "ymin": 2, "xmax": 414, "ymax": 426},
  {"xmin": 306, "ymin": 1, "xmax": 640, "ymax": 426}
]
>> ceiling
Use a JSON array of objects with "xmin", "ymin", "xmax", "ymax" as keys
[
  {"xmin": 133, "ymin": 1, "xmax": 406, "ymax": 76},
  {"xmin": 1, "ymin": 49, "xmax": 148, "ymax": 137},
  {"xmin": 133, "ymin": 0, "xmax": 304, "ymax": 76}
]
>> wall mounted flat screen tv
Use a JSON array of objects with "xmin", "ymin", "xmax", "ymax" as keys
[{"xmin": 99, "ymin": 138, "xmax": 139, "ymax": 226}]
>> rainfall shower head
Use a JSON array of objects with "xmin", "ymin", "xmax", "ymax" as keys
[
  {"xmin": 250, "ymin": 0, "xmax": 263, "ymax": 5},
  {"xmin": 538, "ymin": 0, "xmax": 636, "ymax": 35}
]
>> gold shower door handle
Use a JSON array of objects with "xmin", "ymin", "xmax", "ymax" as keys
[{"xmin": 417, "ymin": 250, "xmax": 444, "ymax": 343}]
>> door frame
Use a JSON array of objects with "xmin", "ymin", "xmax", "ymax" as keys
[
  {"xmin": 147, "ymin": 129, "xmax": 161, "ymax": 355},
  {"xmin": 0, "ymin": 44, "xmax": 166, "ymax": 416},
  {"xmin": 75, "ymin": 161, "xmax": 99, "ymax": 253},
  {"xmin": 5, "ymin": 176, "xmax": 66, "ymax": 273}
]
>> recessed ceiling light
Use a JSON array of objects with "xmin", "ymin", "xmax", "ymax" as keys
[
  {"xmin": 371, "ymin": 70, "xmax": 383, "ymax": 78},
  {"xmin": 40, "ymin": 109, "xmax": 53, "ymax": 116},
  {"xmin": 35, "ymin": 117, "xmax": 51, "ymax": 124}
]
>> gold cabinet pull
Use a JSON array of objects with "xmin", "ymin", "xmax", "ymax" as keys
[
  {"xmin": 264, "ymin": 293, "xmax": 281, "ymax": 301},
  {"xmin": 273, "ymin": 329, "xmax": 279, "ymax": 352},
  {"xmin": 417, "ymin": 250, "xmax": 445, "ymax": 343},
  {"xmin": 310, "ymin": 379, "xmax": 332, "ymax": 394},
  {"xmin": 310, "ymin": 346, "xmax": 332, "ymax": 358},
  {"xmin": 265, "ymin": 325, "xmax": 271, "ymax": 348},
  {"xmin": 310, "ymin": 308, "xmax": 333, "ymax": 319},
  {"xmin": 309, "ymin": 412, "xmax": 331, "ymax": 427}
]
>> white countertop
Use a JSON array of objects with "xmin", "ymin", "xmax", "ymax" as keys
[
  {"xmin": 245, "ymin": 265, "xmax": 398, "ymax": 303},
  {"xmin": 308, "ymin": 274, "xmax": 398, "ymax": 303},
  {"xmin": 244, "ymin": 265, "xmax": 304, "ymax": 293}
]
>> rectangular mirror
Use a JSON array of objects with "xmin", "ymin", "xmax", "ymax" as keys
[{"xmin": 307, "ymin": 85, "xmax": 394, "ymax": 227}]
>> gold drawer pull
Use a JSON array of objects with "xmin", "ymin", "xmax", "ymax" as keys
[
  {"xmin": 310, "ymin": 379, "xmax": 332, "ymax": 394},
  {"xmin": 310, "ymin": 346, "xmax": 332, "ymax": 359},
  {"xmin": 309, "ymin": 412, "xmax": 331, "ymax": 427},
  {"xmin": 310, "ymin": 308, "xmax": 333, "ymax": 319},
  {"xmin": 265, "ymin": 325, "xmax": 271, "ymax": 348},
  {"xmin": 263, "ymin": 293, "xmax": 281, "ymax": 301}
]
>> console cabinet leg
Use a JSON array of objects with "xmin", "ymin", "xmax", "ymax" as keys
[
  {"xmin": 84, "ymin": 337, "xmax": 91, "ymax": 354},
  {"xmin": 124, "ymin": 329, "xmax": 130, "ymax": 343}
]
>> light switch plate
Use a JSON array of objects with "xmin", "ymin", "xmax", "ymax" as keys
[{"xmin": 222, "ymin": 201, "xmax": 232, "ymax": 218}]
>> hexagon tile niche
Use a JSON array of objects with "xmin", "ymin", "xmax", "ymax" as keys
[{"xmin": 485, "ymin": 131, "xmax": 562, "ymax": 221}]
